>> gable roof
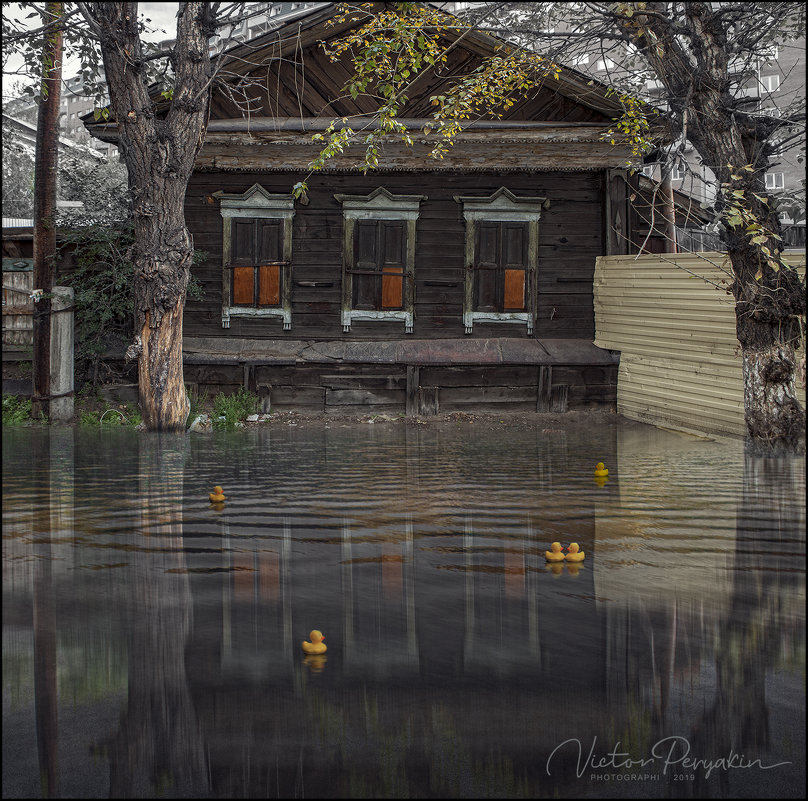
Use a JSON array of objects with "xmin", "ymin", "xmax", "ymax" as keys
[
  {"xmin": 205, "ymin": 2, "xmax": 625, "ymax": 123},
  {"xmin": 84, "ymin": 2, "xmax": 638, "ymax": 144}
]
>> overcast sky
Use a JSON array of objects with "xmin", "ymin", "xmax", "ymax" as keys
[{"xmin": 2, "ymin": 3, "xmax": 181, "ymax": 98}]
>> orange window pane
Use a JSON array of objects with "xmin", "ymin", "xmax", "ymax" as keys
[
  {"xmin": 259, "ymin": 264, "xmax": 280, "ymax": 306},
  {"xmin": 503, "ymin": 269, "xmax": 525, "ymax": 310},
  {"xmin": 233, "ymin": 266, "xmax": 255, "ymax": 305},
  {"xmin": 381, "ymin": 270, "xmax": 403, "ymax": 309}
]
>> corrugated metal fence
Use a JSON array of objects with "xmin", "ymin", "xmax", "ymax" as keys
[{"xmin": 594, "ymin": 251, "xmax": 806, "ymax": 438}]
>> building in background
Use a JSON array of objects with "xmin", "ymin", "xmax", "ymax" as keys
[{"xmin": 545, "ymin": 21, "xmax": 806, "ymax": 250}]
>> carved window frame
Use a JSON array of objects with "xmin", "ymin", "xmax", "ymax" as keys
[
  {"xmin": 335, "ymin": 187, "xmax": 426, "ymax": 333},
  {"xmin": 214, "ymin": 184, "xmax": 295, "ymax": 330},
  {"xmin": 454, "ymin": 188, "xmax": 548, "ymax": 335}
]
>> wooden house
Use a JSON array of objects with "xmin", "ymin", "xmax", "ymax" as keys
[{"xmin": 84, "ymin": 3, "xmax": 673, "ymax": 416}]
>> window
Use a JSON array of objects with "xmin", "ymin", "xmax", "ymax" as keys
[
  {"xmin": 642, "ymin": 165, "xmax": 656, "ymax": 179},
  {"xmin": 453, "ymin": 188, "xmax": 547, "ymax": 335},
  {"xmin": 765, "ymin": 172, "xmax": 785, "ymax": 190},
  {"xmin": 670, "ymin": 164, "xmax": 684, "ymax": 181},
  {"xmin": 214, "ymin": 184, "xmax": 295, "ymax": 329},
  {"xmin": 473, "ymin": 222, "xmax": 529, "ymax": 311},
  {"xmin": 760, "ymin": 74, "xmax": 780, "ymax": 93},
  {"xmin": 335, "ymin": 188, "xmax": 425, "ymax": 333},
  {"xmin": 352, "ymin": 221, "xmax": 407, "ymax": 311},
  {"xmin": 595, "ymin": 57, "xmax": 614, "ymax": 72}
]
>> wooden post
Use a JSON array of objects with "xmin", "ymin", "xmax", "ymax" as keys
[
  {"xmin": 49, "ymin": 286, "xmax": 73, "ymax": 422},
  {"xmin": 406, "ymin": 365, "xmax": 419, "ymax": 416},
  {"xmin": 661, "ymin": 171, "xmax": 677, "ymax": 253},
  {"xmin": 551, "ymin": 384, "xmax": 569, "ymax": 413},
  {"xmin": 537, "ymin": 365, "xmax": 552, "ymax": 412},
  {"xmin": 418, "ymin": 386, "xmax": 440, "ymax": 415},
  {"xmin": 32, "ymin": 2, "xmax": 63, "ymax": 419}
]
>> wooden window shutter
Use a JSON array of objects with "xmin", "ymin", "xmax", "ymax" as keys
[
  {"xmin": 352, "ymin": 220, "xmax": 378, "ymax": 310},
  {"xmin": 231, "ymin": 218, "xmax": 256, "ymax": 305},
  {"xmin": 231, "ymin": 219, "xmax": 255, "ymax": 265},
  {"xmin": 502, "ymin": 222, "xmax": 528, "ymax": 310},
  {"xmin": 474, "ymin": 222, "xmax": 500, "ymax": 312},
  {"xmin": 380, "ymin": 221, "xmax": 405, "ymax": 310},
  {"xmin": 257, "ymin": 220, "xmax": 282, "ymax": 306}
]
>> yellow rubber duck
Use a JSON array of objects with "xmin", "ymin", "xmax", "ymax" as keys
[
  {"xmin": 594, "ymin": 462, "xmax": 609, "ymax": 478},
  {"xmin": 565, "ymin": 542, "xmax": 585, "ymax": 562},
  {"xmin": 302, "ymin": 630, "xmax": 327, "ymax": 655},
  {"xmin": 545, "ymin": 541, "xmax": 565, "ymax": 562},
  {"xmin": 209, "ymin": 486, "xmax": 226, "ymax": 503}
]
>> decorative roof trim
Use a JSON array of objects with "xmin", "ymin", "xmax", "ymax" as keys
[
  {"xmin": 335, "ymin": 186, "xmax": 426, "ymax": 217},
  {"xmin": 198, "ymin": 165, "xmax": 607, "ymax": 174},
  {"xmin": 212, "ymin": 183, "xmax": 295, "ymax": 210},
  {"xmin": 453, "ymin": 187, "xmax": 549, "ymax": 211}
]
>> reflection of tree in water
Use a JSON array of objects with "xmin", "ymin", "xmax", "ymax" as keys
[
  {"xmin": 104, "ymin": 436, "xmax": 209, "ymax": 798},
  {"xmin": 32, "ymin": 430, "xmax": 59, "ymax": 798},
  {"xmin": 681, "ymin": 453, "xmax": 805, "ymax": 799}
]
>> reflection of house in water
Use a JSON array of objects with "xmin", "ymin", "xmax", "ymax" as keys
[
  {"xmin": 178, "ymin": 424, "xmax": 615, "ymax": 796},
  {"xmin": 2, "ymin": 424, "xmax": 804, "ymax": 798}
]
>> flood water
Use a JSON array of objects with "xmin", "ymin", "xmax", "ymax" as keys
[{"xmin": 2, "ymin": 418, "xmax": 805, "ymax": 799}]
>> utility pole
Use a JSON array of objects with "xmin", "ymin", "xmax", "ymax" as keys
[{"xmin": 32, "ymin": 2, "xmax": 63, "ymax": 420}]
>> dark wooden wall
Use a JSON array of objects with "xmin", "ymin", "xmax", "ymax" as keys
[
  {"xmin": 183, "ymin": 361, "xmax": 617, "ymax": 415},
  {"xmin": 184, "ymin": 170, "xmax": 605, "ymax": 341}
]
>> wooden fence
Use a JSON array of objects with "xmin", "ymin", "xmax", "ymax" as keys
[
  {"xmin": 594, "ymin": 251, "xmax": 806, "ymax": 438},
  {"xmin": 2, "ymin": 260, "xmax": 33, "ymax": 346}
]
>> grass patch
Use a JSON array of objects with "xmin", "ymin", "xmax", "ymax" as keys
[
  {"xmin": 212, "ymin": 387, "xmax": 259, "ymax": 430},
  {"xmin": 79, "ymin": 404, "xmax": 142, "ymax": 427},
  {"xmin": 2, "ymin": 394, "xmax": 32, "ymax": 425}
]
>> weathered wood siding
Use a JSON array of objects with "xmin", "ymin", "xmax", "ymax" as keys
[
  {"xmin": 184, "ymin": 170, "xmax": 605, "ymax": 342},
  {"xmin": 183, "ymin": 361, "xmax": 617, "ymax": 415},
  {"xmin": 2, "ymin": 264, "xmax": 33, "ymax": 346},
  {"xmin": 594, "ymin": 252, "xmax": 806, "ymax": 437}
]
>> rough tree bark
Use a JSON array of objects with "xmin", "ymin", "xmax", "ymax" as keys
[
  {"xmin": 32, "ymin": 2, "xmax": 63, "ymax": 420},
  {"xmin": 621, "ymin": 2, "xmax": 806, "ymax": 453},
  {"xmin": 89, "ymin": 2, "xmax": 217, "ymax": 431}
]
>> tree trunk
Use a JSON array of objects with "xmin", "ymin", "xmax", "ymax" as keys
[
  {"xmin": 92, "ymin": 2, "xmax": 216, "ymax": 431},
  {"xmin": 621, "ymin": 2, "xmax": 806, "ymax": 452},
  {"xmin": 731, "ymin": 245, "xmax": 805, "ymax": 451},
  {"xmin": 32, "ymin": 2, "xmax": 63, "ymax": 420},
  {"xmin": 138, "ymin": 295, "xmax": 190, "ymax": 431},
  {"xmin": 129, "ymin": 182, "xmax": 194, "ymax": 431}
]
